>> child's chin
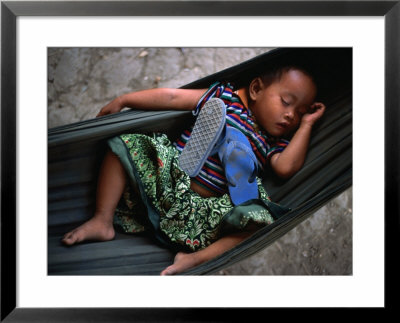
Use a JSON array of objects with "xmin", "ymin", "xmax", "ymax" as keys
[{"xmin": 270, "ymin": 129, "xmax": 286, "ymax": 137}]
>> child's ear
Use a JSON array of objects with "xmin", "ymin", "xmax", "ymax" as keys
[{"xmin": 249, "ymin": 77, "xmax": 264, "ymax": 101}]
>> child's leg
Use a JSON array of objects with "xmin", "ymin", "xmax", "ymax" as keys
[
  {"xmin": 62, "ymin": 149, "xmax": 126, "ymax": 245},
  {"xmin": 160, "ymin": 230, "xmax": 253, "ymax": 275}
]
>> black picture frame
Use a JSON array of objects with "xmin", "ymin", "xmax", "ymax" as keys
[{"xmin": 1, "ymin": 1, "xmax": 398, "ymax": 321}]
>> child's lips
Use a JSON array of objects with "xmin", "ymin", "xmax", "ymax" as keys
[{"xmin": 276, "ymin": 122, "xmax": 290, "ymax": 130}]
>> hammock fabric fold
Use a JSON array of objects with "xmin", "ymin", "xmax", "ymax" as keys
[{"xmin": 48, "ymin": 48, "xmax": 352, "ymax": 275}]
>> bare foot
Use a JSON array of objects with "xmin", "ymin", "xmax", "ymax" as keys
[
  {"xmin": 62, "ymin": 215, "xmax": 115, "ymax": 246},
  {"xmin": 160, "ymin": 251, "xmax": 201, "ymax": 275}
]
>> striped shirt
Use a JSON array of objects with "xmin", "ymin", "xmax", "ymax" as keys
[{"xmin": 174, "ymin": 82, "xmax": 289, "ymax": 194}]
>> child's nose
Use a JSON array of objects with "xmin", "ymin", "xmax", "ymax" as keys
[{"xmin": 284, "ymin": 109, "xmax": 295, "ymax": 120}]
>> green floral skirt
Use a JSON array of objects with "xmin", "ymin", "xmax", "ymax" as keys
[{"xmin": 107, "ymin": 133, "xmax": 288, "ymax": 252}]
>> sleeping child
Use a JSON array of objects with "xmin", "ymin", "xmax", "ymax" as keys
[{"xmin": 62, "ymin": 65, "xmax": 325, "ymax": 275}]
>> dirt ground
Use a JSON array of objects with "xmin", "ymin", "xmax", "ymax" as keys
[{"xmin": 48, "ymin": 47, "xmax": 352, "ymax": 275}]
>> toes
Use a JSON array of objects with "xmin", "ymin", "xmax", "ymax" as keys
[
  {"xmin": 61, "ymin": 232, "xmax": 71, "ymax": 243},
  {"xmin": 160, "ymin": 265, "xmax": 177, "ymax": 276},
  {"xmin": 61, "ymin": 231, "xmax": 79, "ymax": 245},
  {"xmin": 61, "ymin": 220, "xmax": 115, "ymax": 246},
  {"xmin": 61, "ymin": 236, "xmax": 74, "ymax": 245}
]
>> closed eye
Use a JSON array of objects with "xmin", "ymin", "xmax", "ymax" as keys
[{"xmin": 281, "ymin": 97, "xmax": 289, "ymax": 106}]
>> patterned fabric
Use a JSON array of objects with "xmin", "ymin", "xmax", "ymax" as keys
[
  {"xmin": 109, "ymin": 133, "xmax": 277, "ymax": 252},
  {"xmin": 174, "ymin": 82, "xmax": 290, "ymax": 195}
]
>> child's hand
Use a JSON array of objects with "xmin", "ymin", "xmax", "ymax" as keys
[
  {"xmin": 301, "ymin": 102, "xmax": 326, "ymax": 126},
  {"xmin": 96, "ymin": 97, "xmax": 124, "ymax": 117}
]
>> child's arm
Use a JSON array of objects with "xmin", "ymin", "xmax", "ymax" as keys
[
  {"xmin": 270, "ymin": 102, "xmax": 326, "ymax": 178},
  {"xmin": 97, "ymin": 88, "xmax": 206, "ymax": 117}
]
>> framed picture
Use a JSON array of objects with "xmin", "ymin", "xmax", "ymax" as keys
[{"xmin": 2, "ymin": 0, "xmax": 398, "ymax": 320}]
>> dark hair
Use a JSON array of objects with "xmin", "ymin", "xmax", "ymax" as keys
[{"xmin": 260, "ymin": 65, "xmax": 317, "ymax": 90}]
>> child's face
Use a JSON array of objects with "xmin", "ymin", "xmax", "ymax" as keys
[{"xmin": 249, "ymin": 69, "xmax": 317, "ymax": 137}]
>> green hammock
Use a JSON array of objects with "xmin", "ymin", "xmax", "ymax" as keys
[{"xmin": 48, "ymin": 48, "xmax": 352, "ymax": 275}]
